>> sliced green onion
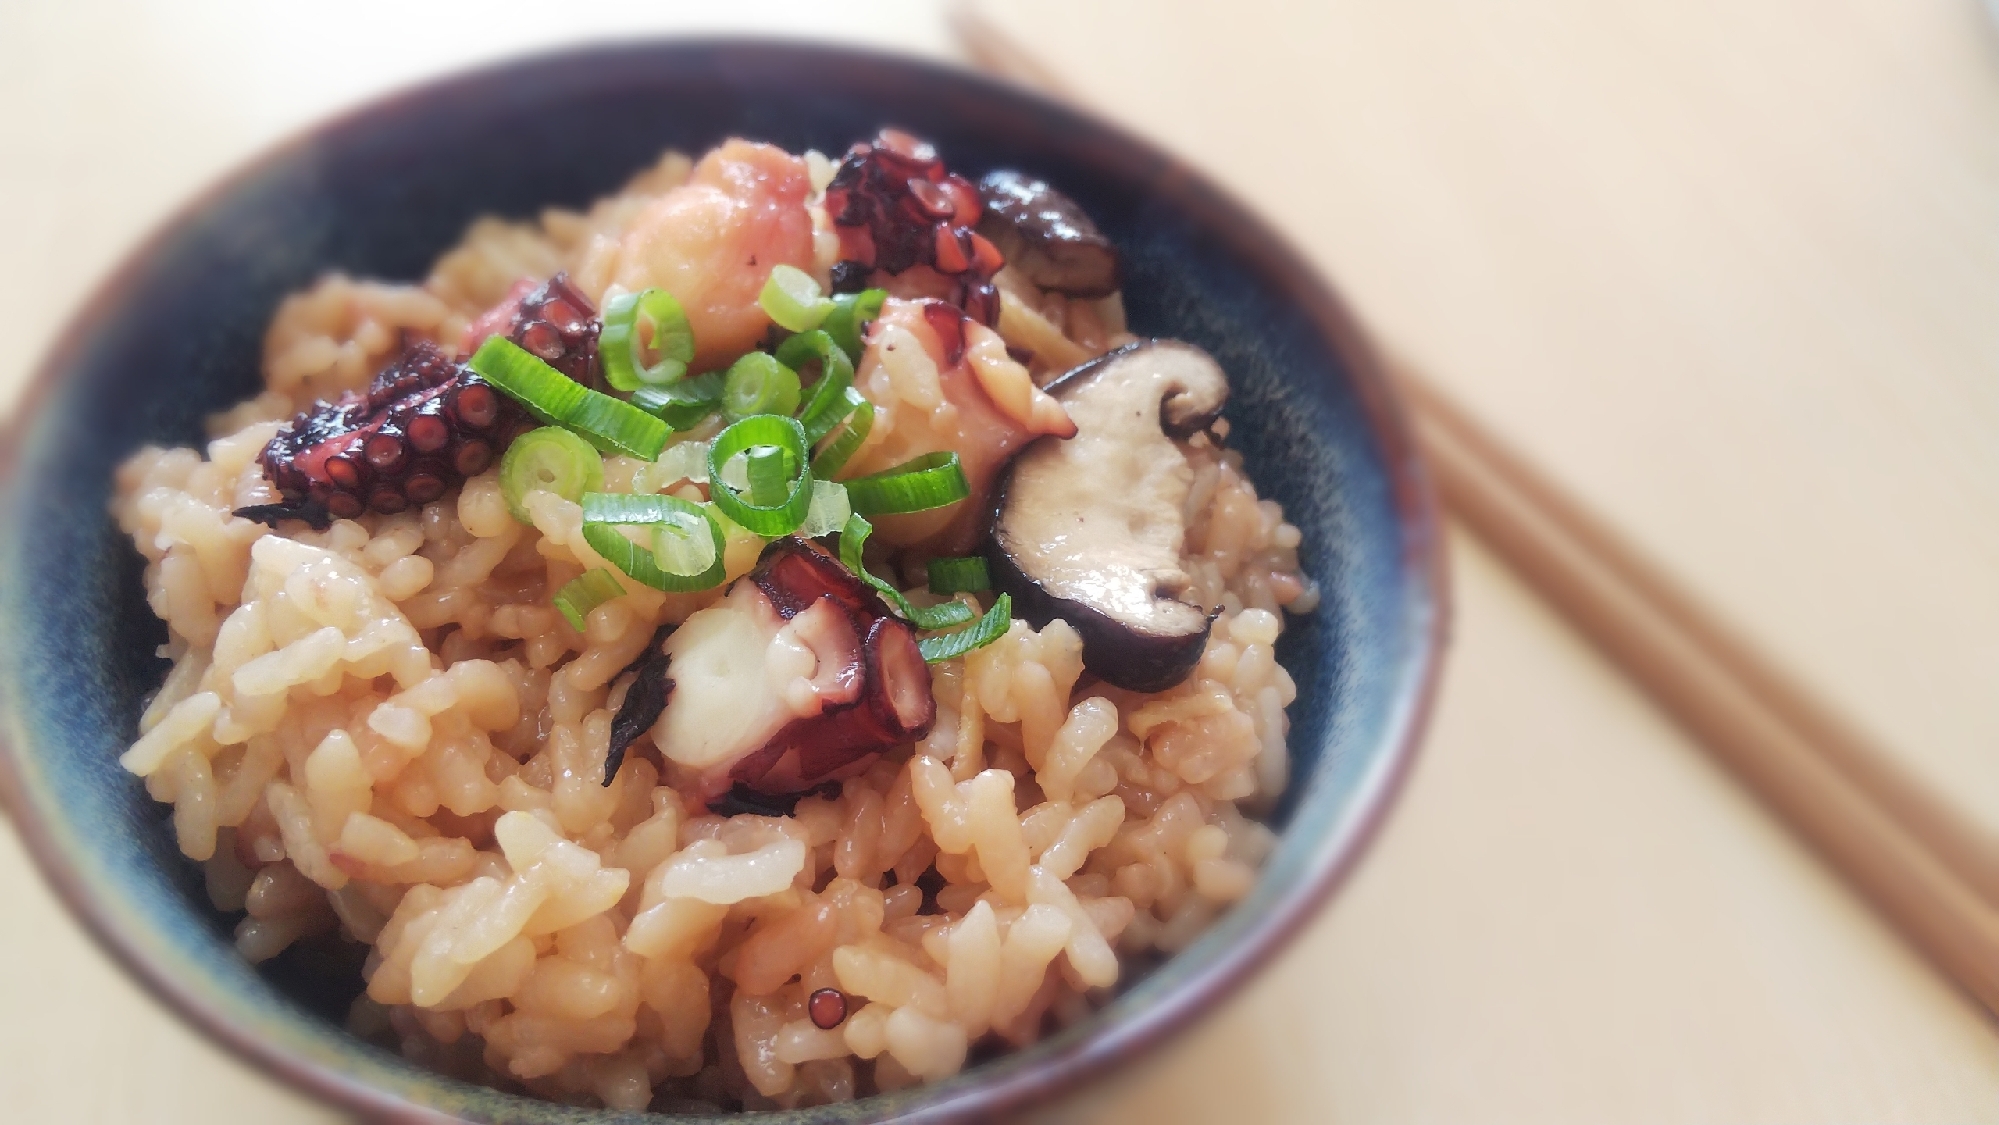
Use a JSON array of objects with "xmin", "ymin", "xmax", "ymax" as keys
[
  {"xmin": 927, "ymin": 556, "xmax": 992, "ymax": 595},
  {"xmin": 917, "ymin": 594, "xmax": 1013, "ymax": 664},
  {"xmin": 707, "ymin": 415, "xmax": 813, "ymax": 536},
  {"xmin": 721, "ymin": 352, "xmax": 802, "ymax": 421},
  {"xmin": 579, "ymin": 493, "xmax": 726, "ymax": 592},
  {"xmin": 842, "ymin": 452, "xmax": 971, "ymax": 516},
  {"xmin": 499, "ymin": 426, "xmax": 605, "ymax": 524},
  {"xmin": 715, "ymin": 449, "xmax": 751, "ymax": 494},
  {"xmin": 470, "ymin": 337, "xmax": 668, "ymax": 459},
  {"xmin": 909, "ymin": 597, "xmax": 977, "ymax": 631},
  {"xmin": 838, "ymin": 514, "xmax": 977, "ymax": 631},
  {"xmin": 553, "ymin": 568, "xmax": 627, "ymax": 631},
  {"xmin": 759, "ymin": 264, "xmax": 834, "ymax": 332},
  {"xmin": 745, "ymin": 445, "xmax": 790, "ymax": 507},
  {"xmin": 600, "ymin": 288, "xmax": 696, "ymax": 390},
  {"xmin": 822, "ymin": 288, "xmax": 887, "ymax": 362},
  {"xmin": 634, "ymin": 440, "xmax": 710, "ymax": 493},
  {"xmin": 778, "ymin": 330, "xmax": 858, "ymax": 442},
  {"xmin": 809, "ymin": 387, "xmax": 875, "ymax": 479},
  {"xmin": 652, "ymin": 510, "xmax": 719, "ymax": 578},
  {"xmin": 797, "ymin": 479, "xmax": 852, "ymax": 538},
  {"xmin": 632, "ymin": 370, "xmax": 723, "ymax": 431}
]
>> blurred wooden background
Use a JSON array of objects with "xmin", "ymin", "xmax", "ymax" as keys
[
  {"xmin": 964, "ymin": 0, "xmax": 1999, "ymax": 1020},
  {"xmin": 4, "ymin": 1, "xmax": 1998, "ymax": 1121}
]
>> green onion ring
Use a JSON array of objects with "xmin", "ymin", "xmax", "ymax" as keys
[
  {"xmin": 745, "ymin": 444, "xmax": 791, "ymax": 508},
  {"xmin": 499, "ymin": 426, "xmax": 605, "ymax": 524},
  {"xmin": 707, "ymin": 415, "xmax": 814, "ymax": 536},
  {"xmin": 809, "ymin": 388, "xmax": 875, "ymax": 479},
  {"xmin": 926, "ymin": 556, "xmax": 992, "ymax": 595},
  {"xmin": 917, "ymin": 594, "xmax": 1013, "ymax": 664},
  {"xmin": 838, "ymin": 514, "xmax": 977, "ymax": 631},
  {"xmin": 552, "ymin": 568, "xmax": 628, "ymax": 631},
  {"xmin": 631, "ymin": 370, "xmax": 723, "ymax": 431},
  {"xmin": 842, "ymin": 451, "xmax": 971, "ymax": 516},
  {"xmin": 579, "ymin": 492, "xmax": 726, "ymax": 593},
  {"xmin": 758, "ymin": 264, "xmax": 834, "ymax": 333},
  {"xmin": 470, "ymin": 336, "xmax": 668, "ymax": 459},
  {"xmin": 600, "ymin": 288, "xmax": 697, "ymax": 391},
  {"xmin": 778, "ymin": 330, "xmax": 857, "ymax": 443},
  {"xmin": 721, "ymin": 352, "xmax": 803, "ymax": 421},
  {"xmin": 822, "ymin": 288, "xmax": 887, "ymax": 363},
  {"xmin": 797, "ymin": 479, "xmax": 853, "ymax": 538}
]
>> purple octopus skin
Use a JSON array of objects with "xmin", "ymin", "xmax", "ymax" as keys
[
  {"xmin": 236, "ymin": 274, "xmax": 600, "ymax": 529},
  {"xmin": 608, "ymin": 537, "xmax": 936, "ymax": 812},
  {"xmin": 824, "ymin": 129, "xmax": 1005, "ymax": 327}
]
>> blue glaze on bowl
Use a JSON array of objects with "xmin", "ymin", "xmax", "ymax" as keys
[{"xmin": 0, "ymin": 40, "xmax": 1444, "ymax": 1124}]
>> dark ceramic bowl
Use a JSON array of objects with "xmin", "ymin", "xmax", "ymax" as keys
[{"xmin": 0, "ymin": 39, "xmax": 1443, "ymax": 1124}]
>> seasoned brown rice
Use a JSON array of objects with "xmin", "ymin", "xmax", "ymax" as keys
[{"xmin": 111, "ymin": 142, "xmax": 1313, "ymax": 1111}]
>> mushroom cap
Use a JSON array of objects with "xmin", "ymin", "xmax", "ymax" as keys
[
  {"xmin": 986, "ymin": 340, "xmax": 1231, "ymax": 693},
  {"xmin": 976, "ymin": 170, "xmax": 1122, "ymax": 299}
]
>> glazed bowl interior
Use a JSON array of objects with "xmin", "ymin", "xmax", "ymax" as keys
[{"xmin": 0, "ymin": 39, "xmax": 1441, "ymax": 1124}]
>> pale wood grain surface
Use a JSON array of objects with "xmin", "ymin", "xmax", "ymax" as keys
[
  {"xmin": 4, "ymin": 3, "xmax": 1998, "ymax": 1122},
  {"xmin": 969, "ymin": 0, "xmax": 1999, "ymax": 844}
]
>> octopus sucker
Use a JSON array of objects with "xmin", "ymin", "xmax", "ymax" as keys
[
  {"xmin": 236, "ymin": 274, "xmax": 601, "ymax": 529},
  {"xmin": 825, "ymin": 129, "xmax": 1004, "ymax": 326},
  {"xmin": 236, "ymin": 341, "xmax": 533, "ymax": 529}
]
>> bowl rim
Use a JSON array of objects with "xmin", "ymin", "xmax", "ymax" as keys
[{"xmin": 0, "ymin": 35, "xmax": 1448, "ymax": 1124}]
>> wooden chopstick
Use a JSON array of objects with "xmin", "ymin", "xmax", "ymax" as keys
[
  {"xmin": 1397, "ymin": 371, "xmax": 1999, "ymax": 1008},
  {"xmin": 955, "ymin": 6, "xmax": 1999, "ymax": 1011}
]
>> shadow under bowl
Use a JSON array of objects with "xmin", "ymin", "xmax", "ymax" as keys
[{"xmin": 0, "ymin": 37, "xmax": 1445, "ymax": 1125}]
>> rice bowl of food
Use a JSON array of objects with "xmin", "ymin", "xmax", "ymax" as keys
[{"xmin": 0, "ymin": 41, "xmax": 1443, "ymax": 1123}]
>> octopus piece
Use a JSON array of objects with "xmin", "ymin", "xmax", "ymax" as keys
[
  {"xmin": 840, "ymin": 298, "xmax": 1074, "ymax": 554},
  {"xmin": 608, "ymin": 538, "xmax": 934, "ymax": 810},
  {"xmin": 236, "ymin": 341, "xmax": 532, "ymax": 528},
  {"xmin": 460, "ymin": 273, "xmax": 604, "ymax": 388},
  {"xmin": 824, "ymin": 129, "xmax": 1004, "ymax": 326},
  {"xmin": 583, "ymin": 138, "xmax": 815, "ymax": 371},
  {"xmin": 238, "ymin": 275, "xmax": 609, "ymax": 528}
]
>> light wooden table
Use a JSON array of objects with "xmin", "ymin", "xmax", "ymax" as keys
[{"xmin": 3, "ymin": 3, "xmax": 1996, "ymax": 1122}]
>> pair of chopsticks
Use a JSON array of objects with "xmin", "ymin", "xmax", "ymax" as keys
[{"xmin": 955, "ymin": 9, "xmax": 1999, "ymax": 1012}]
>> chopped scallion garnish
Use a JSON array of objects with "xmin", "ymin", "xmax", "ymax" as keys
[
  {"xmin": 634, "ymin": 439, "xmax": 711, "ymax": 494},
  {"xmin": 797, "ymin": 478, "xmax": 852, "ymax": 538},
  {"xmin": 470, "ymin": 336, "xmax": 668, "ymax": 459},
  {"xmin": 808, "ymin": 387, "xmax": 874, "ymax": 479},
  {"xmin": 600, "ymin": 288, "xmax": 696, "ymax": 390},
  {"xmin": 745, "ymin": 445, "xmax": 790, "ymax": 507},
  {"xmin": 778, "ymin": 330, "xmax": 857, "ymax": 443},
  {"xmin": 838, "ymin": 513, "xmax": 977, "ymax": 631},
  {"xmin": 759, "ymin": 264, "xmax": 834, "ymax": 333},
  {"xmin": 842, "ymin": 451, "xmax": 971, "ymax": 516},
  {"xmin": 652, "ymin": 510, "xmax": 720, "ymax": 578},
  {"xmin": 632, "ymin": 370, "xmax": 723, "ymax": 431},
  {"xmin": 822, "ymin": 288, "xmax": 887, "ymax": 362},
  {"xmin": 499, "ymin": 426, "xmax": 605, "ymax": 524},
  {"xmin": 721, "ymin": 352, "xmax": 802, "ymax": 421},
  {"xmin": 552, "ymin": 568, "xmax": 627, "ymax": 631},
  {"xmin": 927, "ymin": 556, "xmax": 992, "ymax": 595},
  {"xmin": 579, "ymin": 492, "xmax": 726, "ymax": 592},
  {"xmin": 917, "ymin": 594, "xmax": 1013, "ymax": 664},
  {"xmin": 707, "ymin": 415, "xmax": 814, "ymax": 536}
]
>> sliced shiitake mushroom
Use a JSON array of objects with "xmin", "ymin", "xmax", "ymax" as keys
[
  {"xmin": 976, "ymin": 170, "xmax": 1121, "ymax": 298},
  {"xmin": 985, "ymin": 340, "xmax": 1230, "ymax": 692}
]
